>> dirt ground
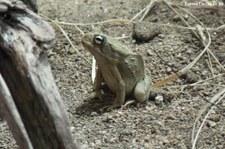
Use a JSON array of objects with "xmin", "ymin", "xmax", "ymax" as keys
[{"xmin": 1, "ymin": 0, "xmax": 225, "ymax": 148}]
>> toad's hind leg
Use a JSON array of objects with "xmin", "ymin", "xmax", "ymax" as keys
[{"xmin": 134, "ymin": 75, "xmax": 152, "ymax": 103}]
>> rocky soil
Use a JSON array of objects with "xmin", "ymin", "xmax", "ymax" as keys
[{"xmin": 0, "ymin": 0, "xmax": 225, "ymax": 148}]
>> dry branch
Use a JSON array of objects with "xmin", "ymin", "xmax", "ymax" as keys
[
  {"xmin": 21, "ymin": 0, "xmax": 37, "ymax": 12},
  {"xmin": 0, "ymin": 0, "xmax": 78, "ymax": 148},
  {"xmin": 0, "ymin": 74, "xmax": 33, "ymax": 149}
]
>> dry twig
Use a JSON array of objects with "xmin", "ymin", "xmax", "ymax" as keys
[
  {"xmin": 191, "ymin": 89, "xmax": 225, "ymax": 149},
  {"xmin": 41, "ymin": 14, "xmax": 91, "ymax": 65}
]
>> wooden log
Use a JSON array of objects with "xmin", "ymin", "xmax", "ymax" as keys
[
  {"xmin": 0, "ymin": 74, "xmax": 33, "ymax": 149},
  {"xmin": 21, "ymin": 0, "xmax": 37, "ymax": 12},
  {"xmin": 0, "ymin": 0, "xmax": 78, "ymax": 148}
]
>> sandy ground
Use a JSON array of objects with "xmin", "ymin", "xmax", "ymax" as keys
[{"xmin": 1, "ymin": 0, "xmax": 225, "ymax": 148}]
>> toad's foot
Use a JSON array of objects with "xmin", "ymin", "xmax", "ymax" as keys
[
  {"xmin": 122, "ymin": 100, "xmax": 136, "ymax": 109},
  {"xmin": 84, "ymin": 91, "xmax": 102, "ymax": 102},
  {"xmin": 100, "ymin": 103, "xmax": 122, "ymax": 112}
]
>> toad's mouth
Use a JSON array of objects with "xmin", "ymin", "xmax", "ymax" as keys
[
  {"xmin": 81, "ymin": 39, "xmax": 94, "ymax": 50},
  {"xmin": 81, "ymin": 38, "xmax": 103, "ymax": 58}
]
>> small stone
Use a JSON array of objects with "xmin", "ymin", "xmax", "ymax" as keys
[
  {"xmin": 201, "ymin": 70, "xmax": 208, "ymax": 76},
  {"xmin": 166, "ymin": 67, "xmax": 172, "ymax": 72},
  {"xmin": 55, "ymin": 77, "xmax": 60, "ymax": 83},
  {"xmin": 109, "ymin": 137, "xmax": 116, "ymax": 143},
  {"xmin": 217, "ymin": 145, "xmax": 224, "ymax": 149},
  {"xmin": 163, "ymin": 139, "xmax": 170, "ymax": 144},
  {"xmin": 90, "ymin": 142, "xmax": 95, "ymax": 147},
  {"xmin": 151, "ymin": 17, "xmax": 159, "ymax": 22},
  {"xmin": 173, "ymin": 14, "xmax": 181, "ymax": 21},
  {"xmin": 160, "ymin": 8, "xmax": 167, "ymax": 12},
  {"xmin": 49, "ymin": 56, "xmax": 55, "ymax": 61},
  {"xmin": 145, "ymin": 106, "xmax": 155, "ymax": 112},
  {"xmin": 131, "ymin": 39, "xmax": 136, "ymax": 44},
  {"xmin": 155, "ymin": 95, "xmax": 163, "ymax": 106},
  {"xmin": 183, "ymin": 14, "xmax": 189, "ymax": 20},
  {"xmin": 147, "ymin": 49, "xmax": 154, "ymax": 56},
  {"xmin": 176, "ymin": 53, "xmax": 182, "ymax": 58},
  {"xmin": 166, "ymin": 114, "xmax": 176, "ymax": 120},
  {"xmin": 144, "ymin": 136, "xmax": 150, "ymax": 142},
  {"xmin": 186, "ymin": 49, "xmax": 192, "ymax": 54},
  {"xmin": 47, "ymin": 50, "xmax": 56, "ymax": 57},
  {"xmin": 177, "ymin": 142, "xmax": 187, "ymax": 149},
  {"xmin": 90, "ymin": 111, "xmax": 98, "ymax": 116},
  {"xmin": 80, "ymin": 144, "xmax": 89, "ymax": 149},
  {"xmin": 0, "ymin": 4, "xmax": 8, "ymax": 12},
  {"xmin": 117, "ymin": 111, "xmax": 123, "ymax": 115},
  {"xmin": 154, "ymin": 120, "xmax": 163, "ymax": 126},
  {"xmin": 132, "ymin": 138, "xmax": 137, "ymax": 145},
  {"xmin": 209, "ymin": 114, "xmax": 221, "ymax": 122},
  {"xmin": 158, "ymin": 34, "xmax": 165, "ymax": 39},
  {"xmin": 180, "ymin": 71, "xmax": 198, "ymax": 83},
  {"xmin": 207, "ymin": 120, "xmax": 217, "ymax": 127},
  {"xmin": 95, "ymin": 139, "xmax": 101, "ymax": 145},
  {"xmin": 173, "ymin": 14, "xmax": 188, "ymax": 21},
  {"xmin": 222, "ymin": 101, "xmax": 225, "ymax": 107},
  {"xmin": 100, "ymin": 6, "xmax": 108, "ymax": 14},
  {"xmin": 70, "ymin": 89, "xmax": 76, "ymax": 96},
  {"xmin": 133, "ymin": 22, "xmax": 162, "ymax": 42},
  {"xmin": 144, "ymin": 143, "xmax": 152, "ymax": 148},
  {"xmin": 68, "ymin": 48, "xmax": 75, "ymax": 54},
  {"xmin": 70, "ymin": 126, "xmax": 75, "ymax": 132}
]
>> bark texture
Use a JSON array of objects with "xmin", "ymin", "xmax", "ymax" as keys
[{"xmin": 0, "ymin": 1, "xmax": 78, "ymax": 148}]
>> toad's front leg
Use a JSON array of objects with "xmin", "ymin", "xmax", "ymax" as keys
[
  {"xmin": 86, "ymin": 68, "xmax": 103, "ymax": 100},
  {"xmin": 103, "ymin": 65, "xmax": 126, "ymax": 110}
]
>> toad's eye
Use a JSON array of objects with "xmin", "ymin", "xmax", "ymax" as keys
[{"xmin": 94, "ymin": 35, "xmax": 105, "ymax": 45}]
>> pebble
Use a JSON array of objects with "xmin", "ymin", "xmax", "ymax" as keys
[
  {"xmin": 177, "ymin": 142, "xmax": 187, "ymax": 149},
  {"xmin": 95, "ymin": 139, "xmax": 102, "ymax": 145},
  {"xmin": 173, "ymin": 14, "xmax": 181, "ymax": 21},
  {"xmin": 183, "ymin": 14, "xmax": 189, "ymax": 20},
  {"xmin": 155, "ymin": 95, "xmax": 163, "ymax": 106},
  {"xmin": 154, "ymin": 120, "xmax": 163, "ymax": 126},
  {"xmin": 201, "ymin": 70, "xmax": 208, "ymax": 76},
  {"xmin": 160, "ymin": 8, "xmax": 167, "ymax": 12},
  {"xmin": 217, "ymin": 145, "xmax": 224, "ymax": 149},
  {"xmin": 55, "ymin": 77, "xmax": 61, "ymax": 82},
  {"xmin": 0, "ymin": 4, "xmax": 8, "ymax": 12},
  {"xmin": 166, "ymin": 114, "xmax": 176, "ymax": 120},
  {"xmin": 132, "ymin": 22, "xmax": 162, "ymax": 42},
  {"xmin": 117, "ymin": 111, "xmax": 123, "ymax": 115},
  {"xmin": 80, "ymin": 144, "xmax": 89, "ymax": 149},
  {"xmin": 144, "ymin": 136, "xmax": 150, "ymax": 142},
  {"xmin": 166, "ymin": 67, "xmax": 172, "ymax": 72},
  {"xmin": 49, "ymin": 56, "xmax": 55, "ymax": 61},
  {"xmin": 90, "ymin": 111, "xmax": 98, "ymax": 116},
  {"xmin": 209, "ymin": 114, "xmax": 221, "ymax": 122},
  {"xmin": 158, "ymin": 34, "xmax": 165, "ymax": 39},
  {"xmin": 109, "ymin": 137, "xmax": 116, "ymax": 143},
  {"xmin": 131, "ymin": 39, "xmax": 136, "ymax": 44},
  {"xmin": 69, "ymin": 89, "xmax": 76, "ymax": 96},
  {"xmin": 147, "ymin": 49, "xmax": 154, "ymax": 56},
  {"xmin": 173, "ymin": 14, "xmax": 188, "ymax": 22},
  {"xmin": 70, "ymin": 126, "xmax": 75, "ymax": 132},
  {"xmin": 163, "ymin": 139, "xmax": 169, "ymax": 144},
  {"xmin": 68, "ymin": 48, "xmax": 75, "ymax": 54},
  {"xmin": 144, "ymin": 143, "xmax": 153, "ymax": 148},
  {"xmin": 145, "ymin": 105, "xmax": 155, "ymax": 111},
  {"xmin": 186, "ymin": 49, "xmax": 192, "ymax": 54},
  {"xmin": 47, "ymin": 50, "xmax": 56, "ymax": 57},
  {"xmin": 207, "ymin": 120, "xmax": 217, "ymax": 127}
]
